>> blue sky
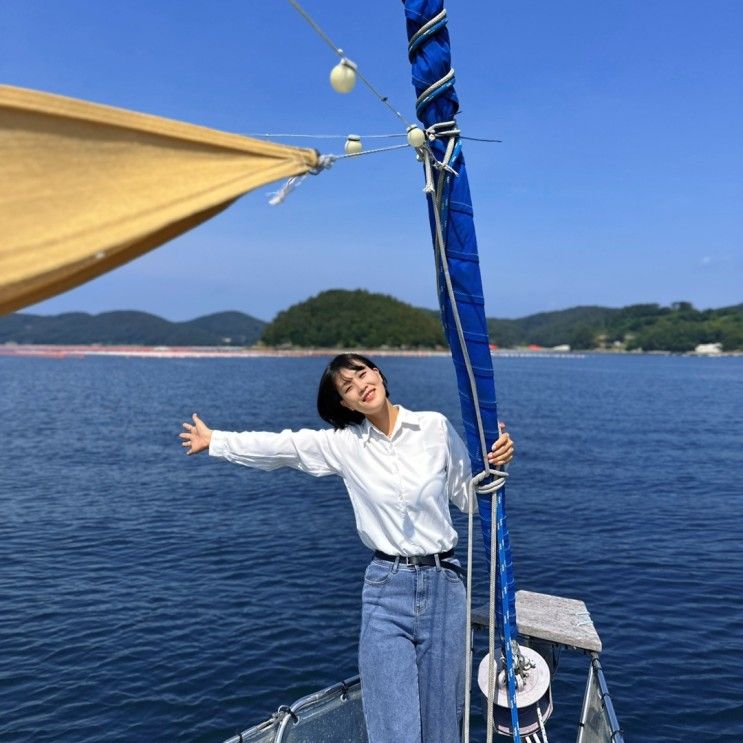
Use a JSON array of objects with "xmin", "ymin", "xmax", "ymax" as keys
[{"xmin": 2, "ymin": 1, "xmax": 741, "ymax": 321}]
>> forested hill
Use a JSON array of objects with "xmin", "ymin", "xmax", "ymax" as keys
[
  {"xmin": 2, "ymin": 297, "xmax": 741, "ymax": 351},
  {"xmin": 488, "ymin": 301, "xmax": 743, "ymax": 351},
  {"xmin": 262, "ymin": 290, "xmax": 446, "ymax": 348},
  {"xmin": 0, "ymin": 311, "xmax": 266, "ymax": 346}
]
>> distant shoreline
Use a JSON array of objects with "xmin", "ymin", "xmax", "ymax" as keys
[
  {"xmin": 0, "ymin": 344, "xmax": 450, "ymax": 359},
  {"xmin": 1, "ymin": 344, "xmax": 739, "ymax": 359},
  {"xmin": 5, "ymin": 299, "xmax": 740, "ymax": 353}
]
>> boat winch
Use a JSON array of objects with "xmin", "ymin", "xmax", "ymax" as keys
[{"xmin": 477, "ymin": 646, "xmax": 553, "ymax": 738}]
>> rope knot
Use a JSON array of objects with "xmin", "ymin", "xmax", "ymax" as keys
[
  {"xmin": 310, "ymin": 153, "xmax": 337, "ymax": 174},
  {"xmin": 472, "ymin": 467, "xmax": 509, "ymax": 495},
  {"xmin": 268, "ymin": 154, "xmax": 336, "ymax": 205}
]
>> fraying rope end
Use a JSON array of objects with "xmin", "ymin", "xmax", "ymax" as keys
[
  {"xmin": 268, "ymin": 155, "xmax": 336, "ymax": 206},
  {"xmin": 268, "ymin": 175, "xmax": 305, "ymax": 206}
]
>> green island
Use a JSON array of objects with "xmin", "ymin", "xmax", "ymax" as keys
[{"xmin": 1, "ymin": 290, "xmax": 741, "ymax": 352}]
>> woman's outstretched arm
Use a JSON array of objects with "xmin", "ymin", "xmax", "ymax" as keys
[{"xmin": 179, "ymin": 413, "xmax": 344, "ymax": 477}]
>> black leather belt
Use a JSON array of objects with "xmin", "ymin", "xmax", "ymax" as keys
[
  {"xmin": 374, "ymin": 548, "xmax": 455, "ymax": 566},
  {"xmin": 372, "ymin": 549, "xmax": 464, "ymax": 578}
]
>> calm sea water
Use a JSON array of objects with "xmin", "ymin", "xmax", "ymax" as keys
[{"xmin": 1, "ymin": 354, "xmax": 741, "ymax": 742}]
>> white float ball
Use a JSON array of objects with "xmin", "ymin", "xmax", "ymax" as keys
[
  {"xmin": 330, "ymin": 59, "xmax": 357, "ymax": 93},
  {"xmin": 407, "ymin": 125, "xmax": 426, "ymax": 148},
  {"xmin": 344, "ymin": 135, "xmax": 363, "ymax": 155}
]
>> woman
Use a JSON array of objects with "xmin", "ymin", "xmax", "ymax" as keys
[{"xmin": 180, "ymin": 353, "xmax": 514, "ymax": 743}]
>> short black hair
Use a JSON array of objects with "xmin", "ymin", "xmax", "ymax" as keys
[{"xmin": 317, "ymin": 353, "xmax": 390, "ymax": 429}]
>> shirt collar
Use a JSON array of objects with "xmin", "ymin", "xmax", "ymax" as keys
[{"xmin": 362, "ymin": 404, "xmax": 421, "ymax": 442}]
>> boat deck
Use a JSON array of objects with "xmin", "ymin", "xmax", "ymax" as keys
[{"xmin": 225, "ymin": 589, "xmax": 623, "ymax": 742}]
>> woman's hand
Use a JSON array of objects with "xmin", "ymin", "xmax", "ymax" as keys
[
  {"xmin": 179, "ymin": 413, "xmax": 213, "ymax": 456},
  {"xmin": 487, "ymin": 423, "xmax": 514, "ymax": 467}
]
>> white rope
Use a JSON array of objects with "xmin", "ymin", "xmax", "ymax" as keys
[
  {"xmin": 428, "ymin": 124, "xmax": 528, "ymax": 743},
  {"xmin": 247, "ymin": 130, "xmax": 502, "ymax": 143},
  {"xmin": 244, "ymin": 132, "xmax": 407, "ymax": 140},
  {"xmin": 424, "ymin": 126, "xmax": 515, "ymax": 743},
  {"xmin": 423, "ymin": 151, "xmax": 435, "ymax": 193},
  {"xmin": 334, "ymin": 143, "xmax": 409, "ymax": 159},
  {"xmin": 537, "ymin": 703, "xmax": 549, "ymax": 743},
  {"xmin": 268, "ymin": 154, "xmax": 336, "ymax": 205},
  {"xmin": 462, "ymin": 478, "xmax": 476, "ymax": 743},
  {"xmin": 486, "ymin": 491, "xmax": 498, "ymax": 743},
  {"xmin": 428, "ymin": 145, "xmax": 490, "ymax": 466},
  {"xmin": 415, "ymin": 68, "xmax": 456, "ymax": 111},
  {"xmin": 267, "ymin": 144, "xmax": 408, "ymax": 206},
  {"xmin": 462, "ymin": 468, "xmax": 506, "ymax": 743},
  {"xmin": 407, "ymin": 8, "xmax": 447, "ymax": 52},
  {"xmin": 268, "ymin": 175, "xmax": 309, "ymax": 206}
]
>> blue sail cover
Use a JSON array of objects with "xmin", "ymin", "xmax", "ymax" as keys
[{"xmin": 402, "ymin": 0, "xmax": 518, "ymax": 656}]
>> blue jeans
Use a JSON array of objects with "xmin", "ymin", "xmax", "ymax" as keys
[{"xmin": 359, "ymin": 557, "xmax": 467, "ymax": 743}]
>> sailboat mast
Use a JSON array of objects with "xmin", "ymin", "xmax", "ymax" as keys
[{"xmin": 401, "ymin": 1, "xmax": 521, "ymax": 738}]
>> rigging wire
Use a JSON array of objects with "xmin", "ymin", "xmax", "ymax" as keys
[
  {"xmin": 244, "ymin": 132, "xmax": 407, "ymax": 140},
  {"xmin": 246, "ymin": 132, "xmax": 502, "ymax": 143},
  {"xmin": 266, "ymin": 144, "xmax": 409, "ymax": 205},
  {"xmin": 286, "ymin": 0, "xmax": 342, "ymax": 56},
  {"xmin": 286, "ymin": 0, "xmax": 413, "ymax": 129},
  {"xmin": 334, "ymin": 143, "xmax": 409, "ymax": 158},
  {"xmin": 461, "ymin": 136, "xmax": 503, "ymax": 143}
]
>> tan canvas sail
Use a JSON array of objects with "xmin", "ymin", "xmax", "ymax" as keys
[{"xmin": 0, "ymin": 85, "xmax": 319, "ymax": 314}]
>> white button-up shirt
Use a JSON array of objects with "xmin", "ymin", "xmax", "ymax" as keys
[{"xmin": 209, "ymin": 405, "xmax": 475, "ymax": 556}]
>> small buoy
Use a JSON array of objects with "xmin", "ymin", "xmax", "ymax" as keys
[
  {"xmin": 477, "ymin": 647, "xmax": 553, "ymax": 737},
  {"xmin": 344, "ymin": 135, "xmax": 362, "ymax": 155},
  {"xmin": 407, "ymin": 125, "xmax": 426, "ymax": 148},
  {"xmin": 330, "ymin": 58, "xmax": 357, "ymax": 93}
]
